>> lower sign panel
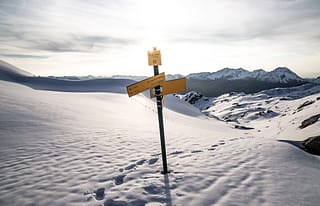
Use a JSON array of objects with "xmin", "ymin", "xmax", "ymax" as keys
[{"xmin": 150, "ymin": 77, "xmax": 186, "ymax": 98}]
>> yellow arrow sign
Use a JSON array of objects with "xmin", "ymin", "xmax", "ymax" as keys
[
  {"xmin": 150, "ymin": 77, "xmax": 186, "ymax": 98},
  {"xmin": 148, "ymin": 49, "xmax": 162, "ymax": 66},
  {"xmin": 127, "ymin": 72, "xmax": 165, "ymax": 97}
]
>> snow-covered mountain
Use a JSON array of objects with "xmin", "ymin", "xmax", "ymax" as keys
[
  {"xmin": 187, "ymin": 67, "xmax": 304, "ymax": 83},
  {"xmin": 111, "ymin": 75, "xmax": 147, "ymax": 81},
  {"xmin": 177, "ymin": 83, "xmax": 320, "ymax": 128},
  {"xmin": 111, "ymin": 74, "xmax": 185, "ymax": 81},
  {"xmin": 165, "ymin": 73, "xmax": 185, "ymax": 80}
]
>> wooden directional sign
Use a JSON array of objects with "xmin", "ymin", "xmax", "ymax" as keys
[
  {"xmin": 127, "ymin": 72, "xmax": 165, "ymax": 97},
  {"xmin": 150, "ymin": 77, "xmax": 186, "ymax": 98},
  {"xmin": 148, "ymin": 49, "xmax": 162, "ymax": 66}
]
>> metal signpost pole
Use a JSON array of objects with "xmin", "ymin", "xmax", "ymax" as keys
[
  {"xmin": 127, "ymin": 47, "xmax": 185, "ymax": 174},
  {"xmin": 153, "ymin": 65, "xmax": 168, "ymax": 174}
]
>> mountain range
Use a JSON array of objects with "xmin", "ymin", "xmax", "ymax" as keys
[
  {"xmin": 109, "ymin": 67, "xmax": 316, "ymax": 97},
  {"xmin": 0, "ymin": 59, "xmax": 317, "ymax": 97},
  {"xmin": 185, "ymin": 67, "xmax": 310, "ymax": 97},
  {"xmin": 112, "ymin": 67, "xmax": 307, "ymax": 83},
  {"xmin": 186, "ymin": 67, "xmax": 304, "ymax": 83}
]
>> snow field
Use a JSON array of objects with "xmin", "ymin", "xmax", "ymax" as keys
[{"xmin": 1, "ymin": 80, "xmax": 320, "ymax": 206}]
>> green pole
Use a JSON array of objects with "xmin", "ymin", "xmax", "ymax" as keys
[{"xmin": 153, "ymin": 65, "xmax": 168, "ymax": 174}]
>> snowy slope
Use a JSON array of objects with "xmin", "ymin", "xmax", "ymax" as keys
[
  {"xmin": 0, "ymin": 60, "xmax": 134, "ymax": 93},
  {"xmin": 0, "ymin": 60, "xmax": 33, "ymax": 81},
  {"xmin": 178, "ymin": 83, "xmax": 320, "ymax": 141},
  {"xmin": 1, "ymin": 80, "xmax": 320, "ymax": 206},
  {"xmin": 187, "ymin": 67, "xmax": 304, "ymax": 83}
]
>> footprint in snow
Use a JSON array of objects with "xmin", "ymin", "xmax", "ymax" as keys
[
  {"xmin": 169, "ymin": 151, "xmax": 184, "ymax": 156},
  {"xmin": 143, "ymin": 185, "xmax": 162, "ymax": 195},
  {"xmin": 136, "ymin": 159, "xmax": 146, "ymax": 165},
  {"xmin": 219, "ymin": 141, "xmax": 225, "ymax": 145},
  {"xmin": 104, "ymin": 199, "xmax": 129, "ymax": 206},
  {"xmin": 114, "ymin": 157, "xmax": 159, "ymax": 186},
  {"xmin": 191, "ymin": 150, "xmax": 203, "ymax": 153},
  {"xmin": 114, "ymin": 174, "xmax": 125, "ymax": 185},
  {"xmin": 124, "ymin": 163, "xmax": 136, "ymax": 170},
  {"xmin": 104, "ymin": 199, "xmax": 147, "ymax": 206},
  {"xmin": 94, "ymin": 188, "xmax": 105, "ymax": 200},
  {"xmin": 148, "ymin": 158, "xmax": 159, "ymax": 165}
]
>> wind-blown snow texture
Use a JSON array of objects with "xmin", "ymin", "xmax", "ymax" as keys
[{"xmin": 1, "ymin": 78, "xmax": 320, "ymax": 206}]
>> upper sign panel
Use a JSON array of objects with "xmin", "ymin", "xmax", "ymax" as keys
[{"xmin": 148, "ymin": 49, "xmax": 162, "ymax": 66}]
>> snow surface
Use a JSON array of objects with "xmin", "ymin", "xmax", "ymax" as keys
[{"xmin": 1, "ymin": 80, "xmax": 320, "ymax": 206}]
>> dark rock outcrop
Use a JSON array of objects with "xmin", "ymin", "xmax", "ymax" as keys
[
  {"xmin": 297, "ymin": 100, "xmax": 315, "ymax": 110},
  {"xmin": 234, "ymin": 125, "xmax": 254, "ymax": 130},
  {"xmin": 299, "ymin": 114, "xmax": 320, "ymax": 129},
  {"xmin": 303, "ymin": 136, "xmax": 320, "ymax": 155}
]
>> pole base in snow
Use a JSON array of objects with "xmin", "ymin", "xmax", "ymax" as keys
[{"xmin": 161, "ymin": 170, "xmax": 172, "ymax": 175}]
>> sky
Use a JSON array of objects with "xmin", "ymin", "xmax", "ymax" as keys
[{"xmin": 0, "ymin": 0, "xmax": 320, "ymax": 77}]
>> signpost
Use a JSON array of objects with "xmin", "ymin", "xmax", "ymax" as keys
[{"xmin": 126, "ymin": 48, "xmax": 186, "ymax": 174}]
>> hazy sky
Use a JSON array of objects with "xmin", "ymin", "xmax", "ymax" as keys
[{"xmin": 0, "ymin": 0, "xmax": 320, "ymax": 77}]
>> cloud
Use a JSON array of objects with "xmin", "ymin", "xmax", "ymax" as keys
[
  {"xmin": 0, "ymin": 0, "xmax": 319, "ymax": 76},
  {"xmin": 0, "ymin": 24, "xmax": 136, "ymax": 53},
  {"xmin": 1, "ymin": 54, "xmax": 49, "ymax": 59},
  {"xmin": 169, "ymin": 0, "xmax": 320, "ymax": 44},
  {"xmin": 21, "ymin": 34, "xmax": 135, "ymax": 53},
  {"xmin": 0, "ymin": 0, "xmax": 136, "ymax": 53},
  {"xmin": 2, "ymin": 0, "xmax": 319, "ymax": 47}
]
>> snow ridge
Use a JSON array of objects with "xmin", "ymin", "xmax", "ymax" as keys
[{"xmin": 0, "ymin": 60, "xmax": 33, "ymax": 78}]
